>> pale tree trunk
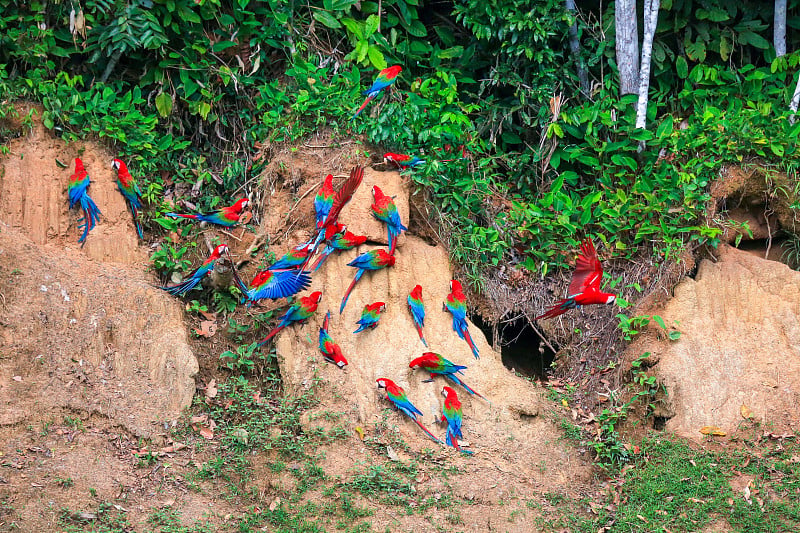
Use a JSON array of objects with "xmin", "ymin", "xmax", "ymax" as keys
[
  {"xmin": 635, "ymin": 0, "xmax": 660, "ymax": 132},
  {"xmin": 615, "ymin": 0, "xmax": 639, "ymax": 95},
  {"xmin": 565, "ymin": 0, "xmax": 590, "ymax": 97},
  {"xmin": 789, "ymin": 72, "xmax": 800, "ymax": 124},
  {"xmin": 775, "ymin": 0, "xmax": 787, "ymax": 57}
]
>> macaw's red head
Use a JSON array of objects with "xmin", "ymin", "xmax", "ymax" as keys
[
  {"xmin": 308, "ymin": 291, "xmax": 323, "ymax": 304},
  {"xmin": 376, "ymin": 378, "xmax": 394, "ymax": 389},
  {"xmin": 332, "ymin": 350, "xmax": 348, "ymax": 369},
  {"xmin": 450, "ymin": 279, "xmax": 463, "ymax": 293},
  {"xmin": 442, "ymin": 386, "xmax": 457, "ymax": 399},
  {"xmin": 409, "ymin": 352, "xmax": 437, "ymax": 369},
  {"xmin": 74, "ymin": 158, "xmax": 85, "ymax": 173},
  {"xmin": 384, "ymin": 65, "xmax": 402, "ymax": 79},
  {"xmin": 410, "ymin": 284, "xmax": 422, "ymax": 299},
  {"xmin": 233, "ymin": 198, "xmax": 250, "ymax": 211},
  {"xmin": 371, "ymin": 185, "xmax": 386, "ymax": 200},
  {"xmin": 111, "ymin": 158, "xmax": 127, "ymax": 173},
  {"xmin": 605, "ymin": 294, "xmax": 617, "ymax": 304},
  {"xmin": 375, "ymin": 302, "xmax": 387, "ymax": 313},
  {"xmin": 376, "ymin": 249, "xmax": 395, "ymax": 266},
  {"xmin": 212, "ymin": 244, "xmax": 229, "ymax": 258}
]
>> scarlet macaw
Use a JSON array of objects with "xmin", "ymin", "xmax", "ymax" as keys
[
  {"xmin": 160, "ymin": 244, "xmax": 229, "ymax": 296},
  {"xmin": 441, "ymin": 386, "xmax": 473, "ymax": 454},
  {"xmin": 409, "ymin": 352, "xmax": 488, "ymax": 401},
  {"xmin": 353, "ymin": 302, "xmax": 387, "ymax": 334},
  {"xmin": 371, "ymin": 185, "xmax": 407, "ymax": 254},
  {"xmin": 67, "ymin": 158, "xmax": 102, "ymax": 247},
  {"xmin": 376, "ymin": 378, "xmax": 443, "ymax": 444},
  {"xmin": 535, "ymin": 239, "xmax": 616, "ymax": 320},
  {"xmin": 352, "ymin": 65, "xmax": 402, "ymax": 120},
  {"xmin": 319, "ymin": 311, "xmax": 347, "ymax": 368},
  {"xmin": 444, "ymin": 279, "xmax": 480, "ymax": 359},
  {"xmin": 111, "ymin": 158, "xmax": 143, "ymax": 239},
  {"xmin": 384, "ymin": 152, "xmax": 425, "ymax": 169},
  {"xmin": 167, "ymin": 198, "xmax": 249, "ymax": 227},
  {"xmin": 339, "ymin": 249, "xmax": 396, "ymax": 313},
  {"xmin": 407, "ymin": 285, "xmax": 428, "ymax": 347},
  {"xmin": 257, "ymin": 291, "xmax": 323, "ymax": 346}
]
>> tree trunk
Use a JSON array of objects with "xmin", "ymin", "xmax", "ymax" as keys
[
  {"xmin": 775, "ymin": 0, "xmax": 787, "ymax": 57},
  {"xmin": 615, "ymin": 0, "xmax": 639, "ymax": 96},
  {"xmin": 565, "ymin": 0, "xmax": 590, "ymax": 97},
  {"xmin": 635, "ymin": 0, "xmax": 660, "ymax": 132},
  {"xmin": 789, "ymin": 71, "xmax": 800, "ymax": 124}
]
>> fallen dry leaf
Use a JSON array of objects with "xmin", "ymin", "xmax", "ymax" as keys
[
  {"xmin": 240, "ymin": 211, "xmax": 253, "ymax": 224},
  {"xmin": 198, "ymin": 426, "xmax": 214, "ymax": 440},
  {"xmin": 700, "ymin": 426, "xmax": 726, "ymax": 437},
  {"xmin": 740, "ymin": 404, "xmax": 753, "ymax": 419},
  {"xmin": 195, "ymin": 320, "xmax": 217, "ymax": 338},
  {"xmin": 269, "ymin": 497, "xmax": 281, "ymax": 511},
  {"xmin": 205, "ymin": 379, "xmax": 218, "ymax": 400},
  {"xmin": 190, "ymin": 415, "xmax": 207, "ymax": 424},
  {"xmin": 386, "ymin": 446, "xmax": 400, "ymax": 461},
  {"xmin": 354, "ymin": 426, "xmax": 365, "ymax": 440},
  {"xmin": 199, "ymin": 310, "xmax": 217, "ymax": 321}
]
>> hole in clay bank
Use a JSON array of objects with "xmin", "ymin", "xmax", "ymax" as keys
[
  {"xmin": 734, "ymin": 236, "xmax": 790, "ymax": 264},
  {"xmin": 652, "ymin": 416, "xmax": 669, "ymax": 430},
  {"xmin": 471, "ymin": 313, "xmax": 556, "ymax": 380}
]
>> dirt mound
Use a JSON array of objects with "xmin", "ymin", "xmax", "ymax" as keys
[
  {"xmin": 628, "ymin": 244, "xmax": 800, "ymax": 440},
  {"xmin": 0, "ymin": 225, "xmax": 198, "ymax": 437},
  {"xmin": 0, "ymin": 106, "xmax": 145, "ymax": 264}
]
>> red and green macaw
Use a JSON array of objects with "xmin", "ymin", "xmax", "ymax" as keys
[
  {"xmin": 535, "ymin": 239, "xmax": 617, "ymax": 320},
  {"xmin": 441, "ymin": 386, "xmax": 472, "ymax": 454},
  {"xmin": 444, "ymin": 279, "xmax": 480, "ymax": 359},
  {"xmin": 160, "ymin": 244, "xmax": 229, "ymax": 297},
  {"xmin": 257, "ymin": 291, "xmax": 323, "ymax": 346},
  {"xmin": 339, "ymin": 249, "xmax": 396, "ymax": 313},
  {"xmin": 384, "ymin": 152, "xmax": 426, "ymax": 169},
  {"xmin": 67, "ymin": 158, "xmax": 102, "ymax": 247},
  {"xmin": 319, "ymin": 311, "xmax": 347, "ymax": 368},
  {"xmin": 407, "ymin": 285, "xmax": 428, "ymax": 347},
  {"xmin": 371, "ymin": 185, "xmax": 407, "ymax": 254},
  {"xmin": 353, "ymin": 302, "xmax": 387, "ymax": 334},
  {"xmin": 167, "ymin": 198, "xmax": 249, "ymax": 227},
  {"xmin": 111, "ymin": 158, "xmax": 143, "ymax": 239},
  {"xmin": 352, "ymin": 65, "xmax": 402, "ymax": 119},
  {"xmin": 236, "ymin": 268, "xmax": 312, "ymax": 303},
  {"xmin": 376, "ymin": 378, "xmax": 443, "ymax": 444},
  {"xmin": 409, "ymin": 352, "xmax": 488, "ymax": 401},
  {"xmin": 268, "ymin": 243, "xmax": 312, "ymax": 271},
  {"xmin": 309, "ymin": 225, "xmax": 368, "ymax": 272},
  {"xmin": 314, "ymin": 174, "xmax": 335, "ymax": 230}
]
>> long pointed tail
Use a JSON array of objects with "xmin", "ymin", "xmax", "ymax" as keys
[
  {"xmin": 446, "ymin": 374, "xmax": 489, "ymax": 403},
  {"xmin": 128, "ymin": 202, "xmax": 144, "ymax": 239},
  {"xmin": 351, "ymin": 96, "xmax": 374, "ymax": 120},
  {"xmin": 310, "ymin": 246, "xmax": 333, "ymax": 272},
  {"xmin": 415, "ymin": 323, "xmax": 428, "ymax": 347},
  {"xmin": 339, "ymin": 269, "xmax": 363, "ymax": 314},
  {"xmin": 462, "ymin": 326, "xmax": 480, "ymax": 359},
  {"xmin": 257, "ymin": 324, "xmax": 285, "ymax": 347},
  {"xmin": 166, "ymin": 213, "xmax": 199, "ymax": 221},
  {"xmin": 77, "ymin": 194, "xmax": 102, "ymax": 246},
  {"xmin": 388, "ymin": 228, "xmax": 398, "ymax": 255},
  {"xmin": 534, "ymin": 298, "xmax": 575, "ymax": 320},
  {"xmin": 160, "ymin": 276, "xmax": 201, "ymax": 297},
  {"xmin": 413, "ymin": 418, "xmax": 444, "ymax": 445}
]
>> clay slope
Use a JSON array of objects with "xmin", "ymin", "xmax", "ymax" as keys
[
  {"xmin": 270, "ymin": 169, "xmax": 593, "ymax": 519},
  {"xmin": 0, "ymin": 109, "xmax": 145, "ymax": 264},
  {"xmin": 0, "ymin": 225, "xmax": 198, "ymax": 437},
  {"xmin": 632, "ymin": 245, "xmax": 800, "ymax": 439}
]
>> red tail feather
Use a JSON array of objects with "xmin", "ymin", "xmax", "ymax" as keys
[
  {"xmin": 414, "ymin": 418, "xmax": 443, "ymax": 444},
  {"xmin": 257, "ymin": 325, "xmax": 285, "ymax": 346}
]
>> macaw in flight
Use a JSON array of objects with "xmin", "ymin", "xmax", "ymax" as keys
[
  {"xmin": 257, "ymin": 291, "xmax": 323, "ymax": 346},
  {"xmin": 319, "ymin": 311, "xmax": 347, "ymax": 368},
  {"xmin": 371, "ymin": 185, "xmax": 407, "ymax": 255},
  {"xmin": 535, "ymin": 239, "xmax": 616, "ymax": 320},
  {"xmin": 160, "ymin": 244, "xmax": 229, "ymax": 297},
  {"xmin": 441, "ymin": 386, "xmax": 473, "ymax": 454},
  {"xmin": 407, "ymin": 285, "xmax": 428, "ymax": 347},
  {"xmin": 111, "ymin": 158, "xmax": 143, "ymax": 239},
  {"xmin": 376, "ymin": 378, "xmax": 443, "ymax": 444},
  {"xmin": 384, "ymin": 152, "xmax": 425, "ymax": 169},
  {"xmin": 409, "ymin": 352, "xmax": 488, "ymax": 401},
  {"xmin": 352, "ymin": 65, "xmax": 402, "ymax": 120},
  {"xmin": 167, "ymin": 198, "xmax": 249, "ymax": 227},
  {"xmin": 353, "ymin": 302, "xmax": 387, "ymax": 333},
  {"xmin": 236, "ymin": 268, "xmax": 312, "ymax": 303},
  {"xmin": 339, "ymin": 249, "xmax": 396, "ymax": 314},
  {"xmin": 444, "ymin": 279, "xmax": 480, "ymax": 359},
  {"xmin": 67, "ymin": 158, "xmax": 102, "ymax": 247}
]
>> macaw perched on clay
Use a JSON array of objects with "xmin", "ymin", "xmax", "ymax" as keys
[
  {"xmin": 376, "ymin": 378, "xmax": 443, "ymax": 444},
  {"xmin": 353, "ymin": 302, "xmax": 387, "ymax": 333},
  {"xmin": 160, "ymin": 244, "xmax": 229, "ymax": 297},
  {"xmin": 319, "ymin": 311, "xmax": 347, "ymax": 368},
  {"xmin": 166, "ymin": 198, "xmax": 249, "ymax": 227},
  {"xmin": 111, "ymin": 158, "xmax": 143, "ymax": 239},
  {"xmin": 314, "ymin": 173, "xmax": 335, "ymax": 229},
  {"xmin": 309, "ymin": 225, "xmax": 368, "ymax": 272},
  {"xmin": 268, "ymin": 243, "xmax": 312, "ymax": 271},
  {"xmin": 371, "ymin": 185, "xmax": 407, "ymax": 255},
  {"xmin": 352, "ymin": 65, "xmax": 402, "ymax": 120},
  {"xmin": 444, "ymin": 279, "xmax": 480, "ymax": 359},
  {"xmin": 236, "ymin": 268, "xmax": 312, "ymax": 303},
  {"xmin": 409, "ymin": 352, "xmax": 488, "ymax": 401},
  {"xmin": 257, "ymin": 291, "xmax": 323, "ymax": 346},
  {"xmin": 441, "ymin": 386, "xmax": 473, "ymax": 454},
  {"xmin": 339, "ymin": 249, "xmax": 396, "ymax": 314},
  {"xmin": 407, "ymin": 285, "xmax": 428, "ymax": 347},
  {"xmin": 535, "ymin": 239, "xmax": 617, "ymax": 320},
  {"xmin": 67, "ymin": 158, "xmax": 102, "ymax": 247},
  {"xmin": 384, "ymin": 152, "xmax": 425, "ymax": 169}
]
